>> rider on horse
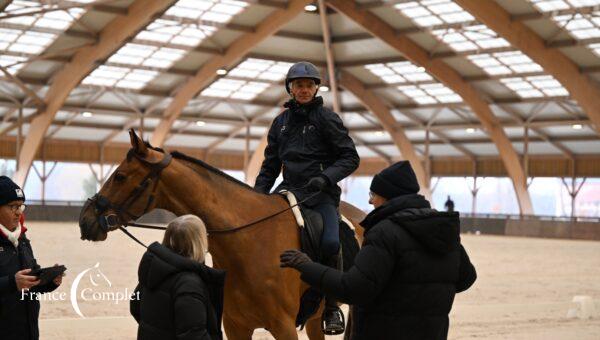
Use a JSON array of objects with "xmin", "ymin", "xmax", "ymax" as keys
[{"xmin": 254, "ymin": 61, "xmax": 360, "ymax": 334}]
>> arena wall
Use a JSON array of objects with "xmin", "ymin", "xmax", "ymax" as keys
[{"xmin": 26, "ymin": 204, "xmax": 600, "ymax": 241}]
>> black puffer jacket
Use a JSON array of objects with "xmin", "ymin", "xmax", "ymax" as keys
[
  {"xmin": 0, "ymin": 230, "xmax": 59, "ymax": 340},
  {"xmin": 298, "ymin": 194, "xmax": 477, "ymax": 340},
  {"xmin": 254, "ymin": 97, "xmax": 359, "ymax": 206},
  {"xmin": 130, "ymin": 242, "xmax": 225, "ymax": 340}
]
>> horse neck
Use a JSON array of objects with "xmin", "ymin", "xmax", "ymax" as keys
[{"xmin": 155, "ymin": 158, "xmax": 284, "ymax": 229}]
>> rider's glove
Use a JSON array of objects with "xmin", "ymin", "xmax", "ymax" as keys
[{"xmin": 307, "ymin": 176, "xmax": 329, "ymax": 192}]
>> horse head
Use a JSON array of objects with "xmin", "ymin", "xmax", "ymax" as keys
[{"xmin": 78, "ymin": 129, "xmax": 171, "ymax": 241}]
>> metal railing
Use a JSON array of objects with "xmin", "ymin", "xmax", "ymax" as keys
[
  {"xmin": 24, "ymin": 201, "xmax": 600, "ymax": 223},
  {"xmin": 462, "ymin": 212, "xmax": 600, "ymax": 223},
  {"xmin": 26, "ymin": 199, "xmax": 86, "ymax": 207}
]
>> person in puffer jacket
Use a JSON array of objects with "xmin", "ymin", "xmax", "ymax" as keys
[
  {"xmin": 280, "ymin": 161, "xmax": 477, "ymax": 340},
  {"xmin": 130, "ymin": 215, "xmax": 225, "ymax": 340}
]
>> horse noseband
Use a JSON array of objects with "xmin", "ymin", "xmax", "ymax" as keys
[{"xmin": 89, "ymin": 194, "xmax": 119, "ymax": 232}]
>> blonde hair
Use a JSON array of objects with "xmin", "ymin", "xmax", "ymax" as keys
[{"xmin": 162, "ymin": 215, "xmax": 208, "ymax": 263}]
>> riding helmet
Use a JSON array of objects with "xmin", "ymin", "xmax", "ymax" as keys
[{"xmin": 285, "ymin": 61, "xmax": 321, "ymax": 94}]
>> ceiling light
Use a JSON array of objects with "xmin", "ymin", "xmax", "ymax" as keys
[
  {"xmin": 216, "ymin": 68, "xmax": 228, "ymax": 75},
  {"xmin": 304, "ymin": 4, "xmax": 317, "ymax": 12},
  {"xmin": 196, "ymin": 121, "xmax": 206, "ymax": 127},
  {"xmin": 320, "ymin": 85, "xmax": 329, "ymax": 92},
  {"xmin": 375, "ymin": 131, "xmax": 385, "ymax": 137},
  {"xmin": 465, "ymin": 128, "xmax": 475, "ymax": 133},
  {"xmin": 572, "ymin": 124, "xmax": 583, "ymax": 130},
  {"xmin": 81, "ymin": 111, "xmax": 93, "ymax": 118}
]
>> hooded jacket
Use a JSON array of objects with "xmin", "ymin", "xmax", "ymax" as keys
[
  {"xmin": 130, "ymin": 242, "xmax": 225, "ymax": 340},
  {"xmin": 0, "ymin": 225, "xmax": 59, "ymax": 340},
  {"xmin": 296, "ymin": 194, "xmax": 477, "ymax": 340},
  {"xmin": 254, "ymin": 97, "xmax": 359, "ymax": 206}
]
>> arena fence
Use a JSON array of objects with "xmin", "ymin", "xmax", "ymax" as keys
[{"xmin": 23, "ymin": 201, "xmax": 600, "ymax": 241}]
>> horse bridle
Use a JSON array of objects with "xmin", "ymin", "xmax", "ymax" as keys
[
  {"xmin": 87, "ymin": 149, "xmax": 319, "ymax": 248},
  {"xmin": 88, "ymin": 149, "xmax": 172, "ymax": 233}
]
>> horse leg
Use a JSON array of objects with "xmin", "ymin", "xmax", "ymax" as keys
[
  {"xmin": 267, "ymin": 319, "xmax": 299, "ymax": 340},
  {"xmin": 305, "ymin": 317, "xmax": 325, "ymax": 340},
  {"xmin": 222, "ymin": 316, "xmax": 253, "ymax": 340}
]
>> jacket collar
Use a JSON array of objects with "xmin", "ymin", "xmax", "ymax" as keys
[
  {"xmin": 360, "ymin": 194, "xmax": 430, "ymax": 230},
  {"xmin": 283, "ymin": 96, "xmax": 323, "ymax": 117},
  {"xmin": 144, "ymin": 242, "xmax": 225, "ymax": 288}
]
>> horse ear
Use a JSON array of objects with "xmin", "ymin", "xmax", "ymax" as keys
[{"xmin": 129, "ymin": 128, "xmax": 148, "ymax": 156}]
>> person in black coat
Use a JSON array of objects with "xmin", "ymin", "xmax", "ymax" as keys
[
  {"xmin": 0, "ymin": 176, "xmax": 62, "ymax": 340},
  {"xmin": 254, "ymin": 61, "xmax": 359, "ymax": 334},
  {"xmin": 444, "ymin": 195, "xmax": 455, "ymax": 212},
  {"xmin": 130, "ymin": 215, "xmax": 225, "ymax": 340},
  {"xmin": 280, "ymin": 161, "xmax": 477, "ymax": 340}
]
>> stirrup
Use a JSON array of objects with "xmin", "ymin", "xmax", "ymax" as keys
[{"xmin": 321, "ymin": 307, "xmax": 345, "ymax": 335}]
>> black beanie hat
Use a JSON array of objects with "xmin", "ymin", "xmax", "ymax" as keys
[
  {"xmin": 0, "ymin": 176, "xmax": 25, "ymax": 206},
  {"xmin": 370, "ymin": 161, "xmax": 420, "ymax": 199}
]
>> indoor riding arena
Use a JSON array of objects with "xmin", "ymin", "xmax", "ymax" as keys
[{"xmin": 0, "ymin": 0, "xmax": 599, "ymax": 339}]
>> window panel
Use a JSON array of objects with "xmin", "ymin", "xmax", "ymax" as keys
[
  {"xmin": 433, "ymin": 25, "xmax": 509, "ymax": 52},
  {"xmin": 468, "ymin": 51, "xmax": 543, "ymax": 75},
  {"xmin": 395, "ymin": 0, "xmax": 474, "ymax": 27},
  {"xmin": 500, "ymin": 75, "xmax": 569, "ymax": 98}
]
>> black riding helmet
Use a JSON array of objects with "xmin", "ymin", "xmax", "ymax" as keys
[{"xmin": 285, "ymin": 61, "xmax": 321, "ymax": 94}]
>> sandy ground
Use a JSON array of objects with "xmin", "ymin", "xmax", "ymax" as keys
[{"xmin": 16, "ymin": 221, "xmax": 600, "ymax": 339}]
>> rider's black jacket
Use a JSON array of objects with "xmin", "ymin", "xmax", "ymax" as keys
[{"xmin": 254, "ymin": 97, "xmax": 359, "ymax": 206}]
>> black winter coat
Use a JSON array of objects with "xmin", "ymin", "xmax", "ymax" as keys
[
  {"xmin": 254, "ymin": 97, "xmax": 359, "ymax": 206},
  {"xmin": 130, "ymin": 242, "xmax": 225, "ymax": 340},
  {"xmin": 0, "ymin": 231, "xmax": 59, "ymax": 340},
  {"xmin": 297, "ymin": 194, "xmax": 477, "ymax": 340}
]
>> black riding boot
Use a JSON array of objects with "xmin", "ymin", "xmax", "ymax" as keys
[{"xmin": 321, "ymin": 255, "xmax": 345, "ymax": 335}]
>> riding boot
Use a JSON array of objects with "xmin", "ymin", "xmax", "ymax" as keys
[{"xmin": 321, "ymin": 255, "xmax": 345, "ymax": 335}]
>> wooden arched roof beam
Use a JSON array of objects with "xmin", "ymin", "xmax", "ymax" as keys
[
  {"xmin": 455, "ymin": 0, "xmax": 600, "ymax": 134},
  {"xmin": 326, "ymin": 0, "xmax": 533, "ymax": 214},
  {"xmin": 339, "ymin": 71, "xmax": 432, "ymax": 201},
  {"xmin": 245, "ymin": 134, "xmax": 268, "ymax": 186},
  {"xmin": 12, "ymin": 0, "xmax": 176, "ymax": 186},
  {"xmin": 149, "ymin": 0, "xmax": 313, "ymax": 147}
]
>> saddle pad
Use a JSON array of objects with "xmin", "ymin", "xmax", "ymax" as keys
[{"xmin": 280, "ymin": 190, "xmax": 355, "ymax": 230}]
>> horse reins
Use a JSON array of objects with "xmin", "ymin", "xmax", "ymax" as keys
[{"xmin": 89, "ymin": 150, "xmax": 321, "ymax": 248}]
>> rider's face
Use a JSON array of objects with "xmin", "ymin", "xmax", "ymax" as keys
[{"xmin": 290, "ymin": 78, "xmax": 318, "ymax": 104}]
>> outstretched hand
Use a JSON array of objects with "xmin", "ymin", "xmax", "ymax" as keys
[{"xmin": 280, "ymin": 249, "xmax": 312, "ymax": 269}]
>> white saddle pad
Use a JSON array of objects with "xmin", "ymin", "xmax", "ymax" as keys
[{"xmin": 280, "ymin": 190, "xmax": 355, "ymax": 231}]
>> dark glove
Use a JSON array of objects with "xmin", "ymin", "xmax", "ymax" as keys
[
  {"xmin": 307, "ymin": 176, "xmax": 328, "ymax": 192},
  {"xmin": 280, "ymin": 249, "xmax": 312, "ymax": 269}
]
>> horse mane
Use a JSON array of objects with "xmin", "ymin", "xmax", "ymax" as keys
[
  {"xmin": 171, "ymin": 151, "xmax": 259, "ymax": 192},
  {"xmin": 128, "ymin": 141, "xmax": 261, "ymax": 193}
]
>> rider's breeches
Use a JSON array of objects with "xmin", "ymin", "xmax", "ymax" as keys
[{"xmin": 313, "ymin": 203, "xmax": 340, "ymax": 260}]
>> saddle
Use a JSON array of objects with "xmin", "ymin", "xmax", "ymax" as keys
[{"xmin": 280, "ymin": 191, "xmax": 360, "ymax": 328}]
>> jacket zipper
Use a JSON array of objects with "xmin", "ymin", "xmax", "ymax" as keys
[{"xmin": 302, "ymin": 125, "xmax": 306, "ymax": 149}]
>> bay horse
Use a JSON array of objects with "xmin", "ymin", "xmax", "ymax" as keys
[{"xmin": 78, "ymin": 129, "xmax": 366, "ymax": 340}]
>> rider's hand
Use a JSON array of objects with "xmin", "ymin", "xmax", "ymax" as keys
[
  {"xmin": 280, "ymin": 249, "xmax": 312, "ymax": 269},
  {"xmin": 15, "ymin": 269, "xmax": 40, "ymax": 291},
  {"xmin": 307, "ymin": 176, "xmax": 328, "ymax": 192}
]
